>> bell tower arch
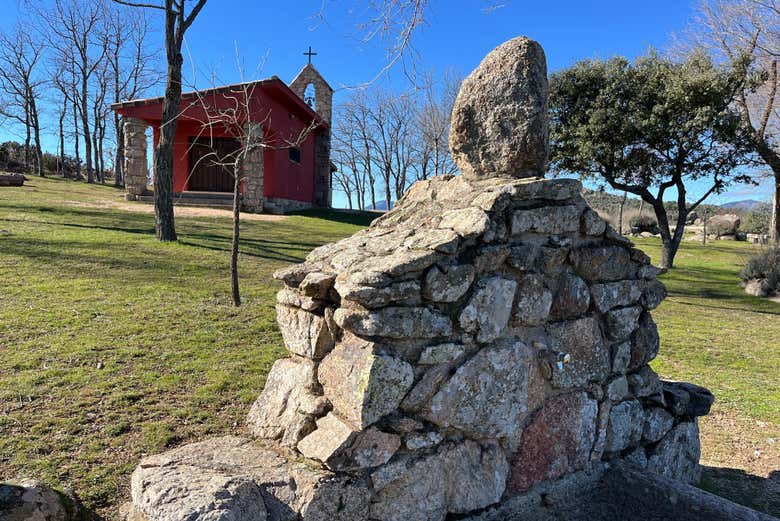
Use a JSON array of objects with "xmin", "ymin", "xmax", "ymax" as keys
[{"xmin": 289, "ymin": 62, "xmax": 333, "ymax": 126}]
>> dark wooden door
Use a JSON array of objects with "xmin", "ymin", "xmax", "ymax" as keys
[{"xmin": 188, "ymin": 138, "xmax": 240, "ymax": 192}]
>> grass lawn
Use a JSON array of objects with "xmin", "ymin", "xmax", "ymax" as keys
[{"xmin": 0, "ymin": 176, "xmax": 778, "ymax": 518}]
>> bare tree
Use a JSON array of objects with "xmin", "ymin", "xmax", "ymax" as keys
[
  {"xmin": 186, "ymin": 77, "xmax": 318, "ymax": 306},
  {"xmin": 92, "ymin": 58, "xmax": 110, "ymax": 182},
  {"xmin": 415, "ymin": 69, "xmax": 461, "ymax": 180},
  {"xmin": 334, "ymin": 90, "xmax": 378, "ymax": 209},
  {"xmin": 0, "ymin": 25, "xmax": 45, "ymax": 176},
  {"xmin": 42, "ymin": 0, "xmax": 108, "ymax": 184},
  {"xmin": 686, "ymin": 0, "xmax": 780, "ymax": 241},
  {"xmin": 105, "ymin": 7, "xmax": 159, "ymax": 187},
  {"xmin": 112, "ymin": 0, "xmax": 208, "ymax": 242}
]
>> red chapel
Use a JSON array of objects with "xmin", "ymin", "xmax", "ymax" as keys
[{"xmin": 111, "ymin": 63, "xmax": 333, "ymax": 213}]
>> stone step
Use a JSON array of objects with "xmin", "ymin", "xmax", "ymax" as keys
[{"xmin": 136, "ymin": 193, "xmax": 236, "ymax": 209}]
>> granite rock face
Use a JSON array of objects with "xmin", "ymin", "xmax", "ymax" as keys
[
  {"xmin": 449, "ymin": 36, "xmax": 549, "ymax": 178},
  {"xmin": 122, "ymin": 35, "xmax": 714, "ymax": 521},
  {"xmin": 0, "ymin": 479, "xmax": 85, "ymax": 521}
]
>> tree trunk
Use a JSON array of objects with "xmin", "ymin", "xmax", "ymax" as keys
[
  {"xmin": 30, "ymin": 96, "xmax": 43, "ymax": 177},
  {"xmin": 652, "ymin": 202, "xmax": 680, "ymax": 269},
  {"xmin": 81, "ymin": 83, "xmax": 94, "ymax": 184},
  {"xmin": 92, "ymin": 126, "xmax": 100, "ymax": 183},
  {"xmin": 153, "ymin": 48, "xmax": 183, "ymax": 242},
  {"xmin": 618, "ymin": 191, "xmax": 627, "ymax": 235},
  {"xmin": 114, "ymin": 115, "xmax": 124, "ymax": 187},
  {"xmin": 58, "ymin": 107, "xmax": 65, "ymax": 177},
  {"xmin": 752, "ymin": 142, "xmax": 780, "ymax": 243},
  {"xmin": 231, "ymin": 162, "xmax": 242, "ymax": 307},
  {"xmin": 773, "ymin": 174, "xmax": 780, "ymax": 244},
  {"xmin": 384, "ymin": 171, "xmax": 392, "ymax": 211},
  {"xmin": 23, "ymin": 105, "xmax": 31, "ymax": 172},
  {"xmin": 73, "ymin": 101, "xmax": 82, "ymax": 180}
]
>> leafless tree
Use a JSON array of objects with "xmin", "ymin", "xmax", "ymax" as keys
[
  {"xmin": 105, "ymin": 8, "xmax": 159, "ymax": 187},
  {"xmin": 111, "ymin": 0, "xmax": 208, "ymax": 241},
  {"xmin": 185, "ymin": 76, "xmax": 318, "ymax": 306},
  {"xmin": 332, "ymin": 69, "xmax": 458, "ymax": 210},
  {"xmin": 0, "ymin": 25, "xmax": 46, "ymax": 176},
  {"xmin": 415, "ymin": 69, "xmax": 461, "ymax": 180},
  {"xmin": 685, "ymin": 0, "xmax": 780, "ymax": 241},
  {"xmin": 92, "ymin": 58, "xmax": 110, "ymax": 182},
  {"xmin": 41, "ymin": 0, "xmax": 108, "ymax": 184}
]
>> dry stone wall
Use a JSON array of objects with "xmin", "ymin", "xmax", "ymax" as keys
[
  {"xmin": 251, "ymin": 172, "xmax": 712, "ymax": 518},
  {"xmin": 121, "ymin": 36, "xmax": 715, "ymax": 521}
]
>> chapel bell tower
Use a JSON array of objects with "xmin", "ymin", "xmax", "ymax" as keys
[
  {"xmin": 289, "ymin": 48, "xmax": 334, "ymax": 126},
  {"xmin": 290, "ymin": 48, "xmax": 334, "ymax": 208}
]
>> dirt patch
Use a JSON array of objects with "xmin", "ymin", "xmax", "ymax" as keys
[
  {"xmin": 699, "ymin": 408, "xmax": 780, "ymax": 516},
  {"xmin": 64, "ymin": 198, "xmax": 288, "ymax": 222}
]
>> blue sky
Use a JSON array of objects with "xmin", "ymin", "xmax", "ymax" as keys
[{"xmin": 1, "ymin": 0, "xmax": 773, "ymax": 205}]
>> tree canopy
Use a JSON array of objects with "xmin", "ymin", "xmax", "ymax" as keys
[{"xmin": 550, "ymin": 50, "xmax": 756, "ymax": 268}]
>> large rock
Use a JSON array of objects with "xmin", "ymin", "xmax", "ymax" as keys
[
  {"xmin": 589, "ymin": 280, "xmax": 643, "ymax": 313},
  {"xmin": 508, "ymin": 392, "xmax": 598, "ymax": 493},
  {"xmin": 318, "ymin": 335, "xmax": 414, "ymax": 428},
  {"xmin": 550, "ymin": 273, "xmax": 590, "ymax": 320},
  {"xmin": 246, "ymin": 357, "xmax": 326, "ymax": 446},
  {"xmin": 604, "ymin": 306, "xmax": 642, "ymax": 341},
  {"xmin": 297, "ymin": 414, "xmax": 401, "ymax": 471},
  {"xmin": 370, "ymin": 440, "xmax": 508, "ymax": 521},
  {"xmin": 647, "ymin": 421, "xmax": 702, "ymax": 484},
  {"xmin": 544, "ymin": 317, "xmax": 610, "ymax": 388},
  {"xmin": 126, "ymin": 437, "xmax": 370, "ymax": 521},
  {"xmin": 603, "ymin": 399, "xmax": 644, "ymax": 453},
  {"xmin": 423, "ymin": 338, "xmax": 539, "ymax": 439},
  {"xmin": 514, "ymin": 273, "xmax": 553, "ymax": 325},
  {"xmin": 335, "ymin": 306, "xmax": 452, "ymax": 339},
  {"xmin": 449, "ymin": 36, "xmax": 548, "ymax": 178},
  {"xmin": 275, "ymin": 305, "xmax": 334, "ymax": 359},
  {"xmin": 459, "ymin": 276, "xmax": 518, "ymax": 342},
  {"xmin": 708, "ymin": 213, "xmax": 741, "ymax": 235},
  {"xmin": 642, "ymin": 407, "xmax": 675, "ymax": 444},
  {"xmin": 662, "ymin": 381, "xmax": 715, "ymax": 419},
  {"xmin": 0, "ymin": 173, "xmax": 25, "ymax": 187},
  {"xmin": 571, "ymin": 246, "xmax": 636, "ymax": 282},
  {"xmin": 628, "ymin": 312, "xmax": 660, "ymax": 371},
  {"xmin": 422, "ymin": 264, "xmax": 475, "ymax": 302},
  {"xmin": 0, "ymin": 479, "xmax": 81, "ymax": 521}
]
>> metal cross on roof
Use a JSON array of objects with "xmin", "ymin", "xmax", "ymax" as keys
[{"xmin": 303, "ymin": 46, "xmax": 317, "ymax": 64}]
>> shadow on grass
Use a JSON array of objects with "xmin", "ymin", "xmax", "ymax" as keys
[
  {"xmin": 668, "ymin": 298, "xmax": 780, "ymax": 316},
  {"xmin": 0, "ymin": 216, "xmax": 155, "ymax": 237},
  {"xmin": 287, "ymin": 208, "xmax": 380, "ymax": 227},
  {"xmin": 700, "ymin": 466, "xmax": 780, "ymax": 517}
]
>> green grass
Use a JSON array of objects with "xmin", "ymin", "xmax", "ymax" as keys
[
  {"xmin": 0, "ymin": 176, "xmax": 371, "ymax": 515},
  {"xmin": 0, "ymin": 177, "xmax": 778, "ymax": 517},
  {"xmin": 636, "ymin": 238, "xmax": 780, "ymax": 425}
]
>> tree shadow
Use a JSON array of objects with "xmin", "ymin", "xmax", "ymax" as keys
[
  {"xmin": 699, "ymin": 466, "xmax": 780, "ymax": 517},
  {"xmin": 287, "ymin": 208, "xmax": 379, "ymax": 227}
]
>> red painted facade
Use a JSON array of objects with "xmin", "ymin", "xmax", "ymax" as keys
[{"xmin": 114, "ymin": 79, "xmax": 324, "ymax": 203}]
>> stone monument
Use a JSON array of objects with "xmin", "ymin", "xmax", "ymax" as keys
[{"xmin": 120, "ymin": 37, "xmax": 728, "ymax": 521}]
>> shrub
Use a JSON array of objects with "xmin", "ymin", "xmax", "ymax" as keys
[
  {"xmin": 742, "ymin": 206, "xmax": 772, "ymax": 235},
  {"xmin": 629, "ymin": 214, "xmax": 659, "ymax": 233},
  {"xmin": 740, "ymin": 248, "xmax": 780, "ymax": 291}
]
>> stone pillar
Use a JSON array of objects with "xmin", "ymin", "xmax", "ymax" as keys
[
  {"xmin": 123, "ymin": 118, "xmax": 149, "ymax": 200},
  {"xmin": 241, "ymin": 123, "xmax": 264, "ymax": 213},
  {"xmin": 314, "ymin": 130, "xmax": 332, "ymax": 208}
]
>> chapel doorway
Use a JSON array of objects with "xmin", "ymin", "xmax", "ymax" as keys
[{"xmin": 188, "ymin": 137, "xmax": 240, "ymax": 192}]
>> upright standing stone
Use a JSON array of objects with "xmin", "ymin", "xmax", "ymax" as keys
[{"xmin": 449, "ymin": 36, "xmax": 549, "ymax": 178}]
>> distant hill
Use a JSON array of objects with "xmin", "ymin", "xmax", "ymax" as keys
[
  {"xmin": 369, "ymin": 200, "xmax": 394, "ymax": 211},
  {"xmin": 720, "ymin": 199, "xmax": 765, "ymax": 211}
]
